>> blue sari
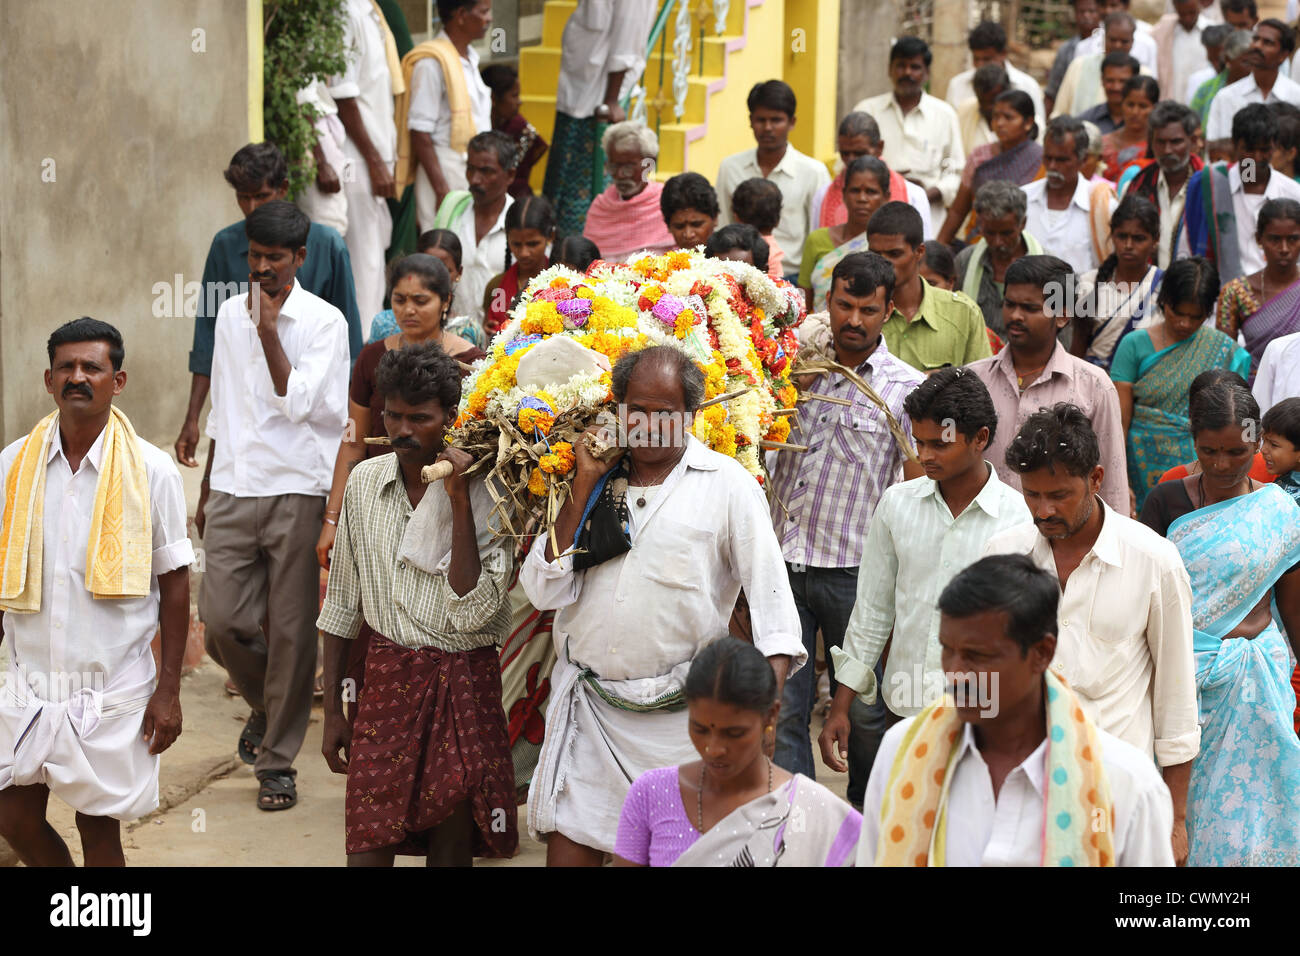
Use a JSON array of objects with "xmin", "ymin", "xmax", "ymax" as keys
[{"xmin": 1167, "ymin": 484, "xmax": 1300, "ymax": 866}]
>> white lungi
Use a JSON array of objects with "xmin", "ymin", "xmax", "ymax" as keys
[
  {"xmin": 0, "ymin": 657, "xmax": 158, "ymax": 821},
  {"xmin": 0, "ymin": 427, "xmax": 193, "ymax": 822},
  {"xmin": 341, "ymin": 147, "xmax": 393, "ymax": 340},
  {"xmin": 414, "ymin": 144, "xmax": 468, "ymax": 233},
  {"xmin": 527, "ymin": 646, "xmax": 696, "ymax": 853}
]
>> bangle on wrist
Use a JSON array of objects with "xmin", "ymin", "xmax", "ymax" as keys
[
  {"xmin": 323, "ymin": 516, "xmax": 338, "ymax": 527},
  {"xmin": 325, "ymin": 509, "xmax": 341, "ymax": 517}
]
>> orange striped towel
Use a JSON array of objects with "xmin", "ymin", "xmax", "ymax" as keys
[{"xmin": 876, "ymin": 670, "xmax": 1115, "ymax": 866}]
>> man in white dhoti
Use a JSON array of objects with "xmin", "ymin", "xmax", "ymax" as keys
[
  {"xmin": 520, "ymin": 345, "xmax": 806, "ymax": 867},
  {"xmin": 0, "ymin": 319, "xmax": 193, "ymax": 866}
]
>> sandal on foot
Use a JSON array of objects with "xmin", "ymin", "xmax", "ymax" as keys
[
  {"xmin": 238, "ymin": 712, "xmax": 266, "ymax": 765},
  {"xmin": 256, "ymin": 771, "xmax": 297, "ymax": 811}
]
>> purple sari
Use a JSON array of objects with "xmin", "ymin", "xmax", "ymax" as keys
[
  {"xmin": 971, "ymin": 139, "xmax": 1044, "ymax": 193},
  {"xmin": 1242, "ymin": 280, "xmax": 1300, "ymax": 377}
]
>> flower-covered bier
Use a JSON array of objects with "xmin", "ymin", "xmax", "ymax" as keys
[{"xmin": 452, "ymin": 250, "xmax": 804, "ymax": 523}]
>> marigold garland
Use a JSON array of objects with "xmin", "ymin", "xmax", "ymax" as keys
[{"xmin": 452, "ymin": 252, "xmax": 805, "ymax": 512}]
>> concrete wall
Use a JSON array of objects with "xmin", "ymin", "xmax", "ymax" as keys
[
  {"xmin": 0, "ymin": 0, "xmax": 251, "ymax": 449},
  {"xmin": 837, "ymin": 0, "xmax": 900, "ymax": 120}
]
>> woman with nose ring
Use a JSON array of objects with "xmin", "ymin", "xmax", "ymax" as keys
[
  {"xmin": 613, "ymin": 638, "xmax": 861, "ymax": 867},
  {"xmin": 1111, "ymin": 255, "xmax": 1250, "ymax": 512},
  {"xmin": 1214, "ymin": 198, "xmax": 1300, "ymax": 384}
]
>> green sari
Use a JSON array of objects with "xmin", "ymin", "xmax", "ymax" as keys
[{"xmin": 1128, "ymin": 324, "xmax": 1250, "ymax": 510}]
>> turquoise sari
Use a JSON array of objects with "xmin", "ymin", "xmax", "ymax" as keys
[
  {"xmin": 1167, "ymin": 484, "xmax": 1300, "ymax": 866},
  {"xmin": 1128, "ymin": 324, "xmax": 1250, "ymax": 512}
]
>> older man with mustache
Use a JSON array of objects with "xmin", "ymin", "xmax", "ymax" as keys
[
  {"xmin": 0, "ymin": 319, "xmax": 193, "ymax": 866},
  {"xmin": 1022, "ymin": 116, "xmax": 1117, "ymax": 274},
  {"xmin": 582, "ymin": 122, "xmax": 675, "ymax": 262}
]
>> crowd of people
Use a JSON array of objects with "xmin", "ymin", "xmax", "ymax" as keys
[{"xmin": 1, "ymin": 0, "xmax": 1300, "ymax": 869}]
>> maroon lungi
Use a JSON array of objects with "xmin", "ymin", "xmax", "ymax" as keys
[
  {"xmin": 344, "ymin": 634, "xmax": 518, "ymax": 858},
  {"xmin": 343, "ymin": 623, "xmax": 374, "ymax": 725}
]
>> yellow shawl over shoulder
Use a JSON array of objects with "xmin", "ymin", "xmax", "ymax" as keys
[
  {"xmin": 0, "ymin": 407, "xmax": 152, "ymax": 612},
  {"xmin": 394, "ymin": 36, "xmax": 476, "ymax": 189}
]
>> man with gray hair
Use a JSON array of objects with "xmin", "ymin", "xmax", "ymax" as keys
[
  {"xmin": 431, "ymin": 130, "xmax": 516, "ymax": 327},
  {"xmin": 809, "ymin": 112, "xmax": 933, "ymax": 236},
  {"xmin": 1191, "ymin": 27, "xmax": 1256, "ymax": 125},
  {"xmin": 582, "ymin": 121, "xmax": 675, "ymax": 261},
  {"xmin": 1124, "ymin": 100, "xmax": 1204, "ymax": 267},
  {"xmin": 953, "ymin": 180, "xmax": 1045, "ymax": 335},
  {"xmin": 1022, "ymin": 116, "xmax": 1117, "ymax": 273},
  {"xmin": 520, "ymin": 345, "xmax": 805, "ymax": 865}
]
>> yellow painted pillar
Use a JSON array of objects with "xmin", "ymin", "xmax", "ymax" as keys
[
  {"xmin": 248, "ymin": 0, "xmax": 264, "ymax": 142},
  {"xmin": 783, "ymin": 0, "xmax": 840, "ymax": 169}
]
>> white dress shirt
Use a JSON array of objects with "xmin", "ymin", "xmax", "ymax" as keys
[
  {"xmin": 1074, "ymin": 23, "xmax": 1159, "ymax": 72},
  {"xmin": 852, "ymin": 92, "xmax": 966, "ymax": 226},
  {"xmin": 1230, "ymin": 164, "xmax": 1300, "ymax": 275},
  {"xmin": 945, "ymin": 62, "xmax": 1046, "ymax": 135},
  {"xmin": 831, "ymin": 466, "xmax": 1031, "ymax": 716},
  {"xmin": 520, "ymin": 436, "xmax": 807, "ymax": 682},
  {"xmin": 328, "ymin": 0, "xmax": 398, "ymax": 165},
  {"xmin": 205, "ymin": 279, "xmax": 351, "ymax": 498},
  {"xmin": 982, "ymin": 501, "xmax": 1201, "ymax": 767},
  {"xmin": 1171, "ymin": 0, "xmax": 1222, "ymax": 24},
  {"xmin": 1022, "ymin": 174, "xmax": 1116, "ymax": 273},
  {"xmin": 1205, "ymin": 72, "xmax": 1300, "ymax": 142},
  {"xmin": 0, "ymin": 426, "xmax": 193, "ymax": 696},
  {"xmin": 446, "ymin": 194, "xmax": 514, "ymax": 325},
  {"xmin": 1254, "ymin": 331, "xmax": 1300, "ymax": 412},
  {"xmin": 809, "ymin": 178, "xmax": 933, "ymax": 238},
  {"xmin": 554, "ymin": 0, "xmax": 656, "ymax": 117},
  {"xmin": 1173, "ymin": 164, "xmax": 1300, "ymax": 275},
  {"xmin": 407, "ymin": 33, "xmax": 493, "ymax": 145},
  {"xmin": 715, "ymin": 146, "xmax": 831, "ymax": 274},
  {"xmin": 859, "ymin": 719, "xmax": 1176, "ymax": 866}
]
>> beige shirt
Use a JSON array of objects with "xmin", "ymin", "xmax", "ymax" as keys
[
  {"xmin": 715, "ymin": 146, "xmax": 831, "ymax": 273},
  {"xmin": 852, "ymin": 91, "xmax": 965, "ymax": 224},
  {"xmin": 1155, "ymin": 168, "xmax": 1189, "ymax": 270},
  {"xmin": 982, "ymin": 501, "xmax": 1201, "ymax": 767}
]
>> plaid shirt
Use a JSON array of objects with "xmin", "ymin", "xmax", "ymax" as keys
[
  {"xmin": 769, "ymin": 337, "xmax": 924, "ymax": 568},
  {"xmin": 317, "ymin": 455, "xmax": 511, "ymax": 652}
]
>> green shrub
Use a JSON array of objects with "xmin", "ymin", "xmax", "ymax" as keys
[{"xmin": 264, "ymin": 0, "xmax": 348, "ymax": 198}]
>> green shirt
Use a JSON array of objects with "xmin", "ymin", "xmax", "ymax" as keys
[
  {"xmin": 882, "ymin": 277, "xmax": 993, "ymax": 373},
  {"xmin": 798, "ymin": 228, "xmax": 839, "ymax": 289}
]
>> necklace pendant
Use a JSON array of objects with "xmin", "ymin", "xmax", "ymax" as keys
[{"xmin": 636, "ymin": 496, "xmax": 646, "ymax": 507}]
